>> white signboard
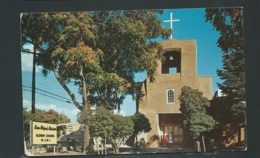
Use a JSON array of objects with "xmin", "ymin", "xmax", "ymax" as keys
[{"xmin": 31, "ymin": 121, "xmax": 57, "ymax": 145}]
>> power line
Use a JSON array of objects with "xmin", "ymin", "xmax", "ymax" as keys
[
  {"xmin": 22, "ymin": 72, "xmax": 81, "ymax": 96},
  {"xmin": 36, "ymin": 91, "xmax": 74, "ymax": 104},
  {"xmin": 23, "ymin": 79, "xmax": 66, "ymax": 94},
  {"xmin": 23, "ymin": 85, "xmax": 71, "ymax": 101},
  {"xmin": 22, "ymin": 85, "xmax": 82, "ymax": 105},
  {"xmin": 21, "ymin": 49, "xmax": 40, "ymax": 54},
  {"xmin": 36, "ymin": 87, "xmax": 72, "ymax": 101},
  {"xmin": 23, "ymin": 88, "xmax": 74, "ymax": 105}
]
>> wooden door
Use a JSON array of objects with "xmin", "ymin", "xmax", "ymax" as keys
[{"xmin": 162, "ymin": 124, "xmax": 183, "ymax": 146}]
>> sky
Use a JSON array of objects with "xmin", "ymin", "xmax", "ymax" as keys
[{"xmin": 21, "ymin": 8, "xmax": 222, "ymax": 123}]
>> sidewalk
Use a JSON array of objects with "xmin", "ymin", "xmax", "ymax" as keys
[
  {"xmin": 119, "ymin": 146, "xmax": 196, "ymax": 154},
  {"xmin": 24, "ymin": 145, "xmax": 197, "ymax": 156}
]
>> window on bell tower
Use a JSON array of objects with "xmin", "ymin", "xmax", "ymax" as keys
[
  {"xmin": 167, "ymin": 89, "xmax": 175, "ymax": 104},
  {"xmin": 162, "ymin": 49, "xmax": 181, "ymax": 74}
]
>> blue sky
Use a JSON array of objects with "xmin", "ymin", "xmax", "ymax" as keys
[{"xmin": 22, "ymin": 8, "xmax": 222, "ymax": 123}]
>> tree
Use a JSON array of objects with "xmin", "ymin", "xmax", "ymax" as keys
[
  {"xmin": 205, "ymin": 8, "xmax": 246, "ymax": 143},
  {"xmin": 132, "ymin": 82, "xmax": 146, "ymax": 113},
  {"xmin": 179, "ymin": 86, "xmax": 215, "ymax": 152},
  {"xmin": 110, "ymin": 114, "xmax": 134, "ymax": 154},
  {"xmin": 87, "ymin": 10, "xmax": 171, "ymax": 112},
  {"xmin": 23, "ymin": 108, "xmax": 70, "ymax": 140},
  {"xmin": 130, "ymin": 112, "xmax": 151, "ymax": 146},
  {"xmin": 21, "ymin": 10, "xmax": 171, "ymax": 152},
  {"xmin": 78, "ymin": 106, "xmax": 134, "ymax": 154},
  {"xmin": 208, "ymin": 96, "xmax": 245, "ymax": 146},
  {"xmin": 23, "ymin": 108, "xmax": 35, "ymax": 140}
]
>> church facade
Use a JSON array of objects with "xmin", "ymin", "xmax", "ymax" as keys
[{"xmin": 138, "ymin": 39, "xmax": 212, "ymax": 148}]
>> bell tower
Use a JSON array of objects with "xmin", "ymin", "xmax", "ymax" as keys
[
  {"xmin": 138, "ymin": 39, "xmax": 212, "ymax": 148},
  {"xmin": 138, "ymin": 11, "xmax": 211, "ymax": 149}
]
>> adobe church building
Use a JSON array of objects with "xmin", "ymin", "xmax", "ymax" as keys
[{"xmin": 138, "ymin": 39, "xmax": 212, "ymax": 148}]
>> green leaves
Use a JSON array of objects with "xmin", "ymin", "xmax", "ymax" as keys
[
  {"xmin": 21, "ymin": 9, "xmax": 171, "ymax": 119},
  {"xmin": 86, "ymin": 71, "xmax": 128, "ymax": 109},
  {"xmin": 88, "ymin": 107, "xmax": 114, "ymax": 138},
  {"xmin": 23, "ymin": 108, "xmax": 71, "ymax": 140},
  {"xmin": 21, "ymin": 10, "xmax": 172, "ymax": 152},
  {"xmin": 205, "ymin": 8, "xmax": 245, "ymax": 100},
  {"xmin": 205, "ymin": 8, "xmax": 244, "ymax": 54},
  {"xmin": 179, "ymin": 86, "xmax": 215, "ymax": 139},
  {"xmin": 111, "ymin": 114, "xmax": 134, "ymax": 139},
  {"xmin": 94, "ymin": 10, "xmax": 170, "ymax": 80},
  {"xmin": 131, "ymin": 112, "xmax": 152, "ymax": 135},
  {"xmin": 79, "ymin": 106, "xmax": 134, "ymax": 140},
  {"xmin": 205, "ymin": 8, "xmax": 246, "ymax": 138}
]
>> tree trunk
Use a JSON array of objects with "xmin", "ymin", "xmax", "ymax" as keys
[
  {"xmin": 82, "ymin": 125, "xmax": 90, "ymax": 153},
  {"xmin": 201, "ymin": 135, "xmax": 206, "ymax": 152},
  {"xmin": 136, "ymin": 101, "xmax": 139, "ymax": 113},
  {"xmin": 52, "ymin": 60, "xmax": 91, "ymax": 154},
  {"xmin": 111, "ymin": 138, "xmax": 120, "ymax": 154},
  {"xmin": 238, "ymin": 127, "xmax": 241, "ymax": 143},
  {"xmin": 104, "ymin": 137, "xmax": 107, "ymax": 155},
  {"xmin": 52, "ymin": 65, "xmax": 83, "ymax": 111},
  {"xmin": 195, "ymin": 141, "xmax": 201, "ymax": 152},
  {"xmin": 117, "ymin": 102, "xmax": 121, "ymax": 115},
  {"xmin": 80, "ymin": 65, "xmax": 90, "ymax": 153},
  {"xmin": 114, "ymin": 144, "xmax": 119, "ymax": 154},
  {"xmin": 135, "ymin": 133, "xmax": 138, "ymax": 146},
  {"xmin": 244, "ymin": 127, "xmax": 246, "ymax": 145}
]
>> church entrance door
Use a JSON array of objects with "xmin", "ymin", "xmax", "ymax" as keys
[
  {"xmin": 159, "ymin": 114, "xmax": 183, "ymax": 147},
  {"xmin": 162, "ymin": 124, "xmax": 183, "ymax": 147}
]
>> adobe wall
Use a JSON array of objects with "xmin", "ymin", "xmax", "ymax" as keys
[{"xmin": 139, "ymin": 39, "xmax": 212, "ymax": 147}]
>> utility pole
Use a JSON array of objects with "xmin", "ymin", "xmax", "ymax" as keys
[{"xmin": 31, "ymin": 46, "xmax": 36, "ymax": 113}]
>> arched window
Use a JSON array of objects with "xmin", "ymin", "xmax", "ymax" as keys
[{"xmin": 167, "ymin": 89, "xmax": 175, "ymax": 104}]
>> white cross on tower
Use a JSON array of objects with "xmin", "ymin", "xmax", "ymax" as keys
[{"xmin": 163, "ymin": 12, "xmax": 180, "ymax": 39}]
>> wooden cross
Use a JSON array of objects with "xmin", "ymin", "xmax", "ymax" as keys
[{"xmin": 163, "ymin": 12, "xmax": 180, "ymax": 39}]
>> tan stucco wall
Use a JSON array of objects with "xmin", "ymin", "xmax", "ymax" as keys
[
  {"xmin": 139, "ymin": 39, "xmax": 212, "ymax": 147},
  {"xmin": 197, "ymin": 76, "xmax": 212, "ymax": 99}
]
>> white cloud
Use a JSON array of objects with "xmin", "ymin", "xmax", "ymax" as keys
[
  {"xmin": 23, "ymin": 98, "xmax": 133, "ymax": 123},
  {"xmin": 113, "ymin": 109, "xmax": 129, "ymax": 116},
  {"xmin": 23, "ymin": 99, "xmax": 80, "ymax": 123},
  {"xmin": 23, "ymin": 99, "xmax": 31, "ymax": 109},
  {"xmin": 21, "ymin": 53, "xmax": 33, "ymax": 72},
  {"xmin": 70, "ymin": 108, "xmax": 81, "ymax": 115},
  {"xmin": 21, "ymin": 44, "xmax": 42, "ymax": 72},
  {"xmin": 119, "ymin": 110, "xmax": 127, "ymax": 116}
]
